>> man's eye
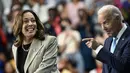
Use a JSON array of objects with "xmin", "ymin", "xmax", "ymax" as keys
[{"xmin": 103, "ymin": 21, "xmax": 106, "ymax": 24}]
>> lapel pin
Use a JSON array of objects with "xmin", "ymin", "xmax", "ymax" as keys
[{"xmin": 122, "ymin": 38, "xmax": 124, "ymax": 40}]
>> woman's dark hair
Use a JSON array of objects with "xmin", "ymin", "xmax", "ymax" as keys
[{"xmin": 12, "ymin": 10, "xmax": 46, "ymax": 47}]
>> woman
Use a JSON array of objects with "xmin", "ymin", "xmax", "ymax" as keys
[{"xmin": 12, "ymin": 10, "xmax": 60, "ymax": 73}]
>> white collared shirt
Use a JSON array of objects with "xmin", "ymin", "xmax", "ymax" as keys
[{"xmin": 95, "ymin": 23, "xmax": 127, "ymax": 54}]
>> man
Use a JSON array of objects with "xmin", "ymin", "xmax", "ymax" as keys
[{"xmin": 82, "ymin": 5, "xmax": 130, "ymax": 73}]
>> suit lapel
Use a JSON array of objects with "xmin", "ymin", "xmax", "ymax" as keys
[
  {"xmin": 114, "ymin": 37, "xmax": 125, "ymax": 55},
  {"xmin": 12, "ymin": 45, "xmax": 18, "ymax": 65},
  {"xmin": 114, "ymin": 27, "xmax": 130, "ymax": 55},
  {"xmin": 106, "ymin": 37, "xmax": 113, "ymax": 51},
  {"xmin": 24, "ymin": 39, "xmax": 44, "ymax": 73},
  {"xmin": 12, "ymin": 45, "xmax": 19, "ymax": 73}
]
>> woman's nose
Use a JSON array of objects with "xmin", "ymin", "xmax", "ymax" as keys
[{"xmin": 28, "ymin": 20, "xmax": 33, "ymax": 25}]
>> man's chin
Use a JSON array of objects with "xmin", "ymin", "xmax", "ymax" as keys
[{"xmin": 107, "ymin": 33, "xmax": 112, "ymax": 37}]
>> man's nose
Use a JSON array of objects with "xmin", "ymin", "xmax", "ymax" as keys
[{"xmin": 102, "ymin": 25, "xmax": 107, "ymax": 30}]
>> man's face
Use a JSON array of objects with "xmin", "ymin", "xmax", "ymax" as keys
[
  {"xmin": 98, "ymin": 13, "xmax": 119, "ymax": 37},
  {"xmin": 49, "ymin": 10, "xmax": 56, "ymax": 20}
]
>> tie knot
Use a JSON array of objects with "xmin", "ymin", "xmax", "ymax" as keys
[
  {"xmin": 112, "ymin": 37, "xmax": 117, "ymax": 45},
  {"xmin": 113, "ymin": 37, "xmax": 118, "ymax": 41}
]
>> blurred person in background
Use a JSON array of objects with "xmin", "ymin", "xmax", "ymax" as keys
[
  {"xmin": 22, "ymin": 0, "xmax": 37, "ymax": 10},
  {"xmin": 84, "ymin": 0, "xmax": 96, "ymax": 29},
  {"xmin": 0, "ymin": 0, "xmax": 4, "ymax": 18},
  {"xmin": 43, "ymin": 7, "xmax": 62, "ymax": 36},
  {"xmin": 4, "ymin": 61, "xmax": 16, "ymax": 73},
  {"xmin": 22, "ymin": 0, "xmax": 49, "ymax": 23},
  {"xmin": 5, "ymin": 4, "xmax": 21, "ymax": 60},
  {"xmin": 45, "ymin": 0, "xmax": 58, "ymax": 8},
  {"xmin": 77, "ymin": 8, "xmax": 97, "ymax": 73},
  {"xmin": 12, "ymin": 10, "xmax": 60, "ymax": 73},
  {"xmin": 77, "ymin": 8, "xmax": 95, "ymax": 37},
  {"xmin": 32, "ymin": 0, "xmax": 49, "ymax": 23},
  {"xmin": 1, "ymin": 0, "xmax": 12, "ymax": 16},
  {"xmin": 0, "ymin": 52, "xmax": 7, "ymax": 73},
  {"xmin": 0, "ymin": 17, "xmax": 8, "ymax": 59},
  {"xmin": 66, "ymin": 0, "xmax": 85, "ymax": 29},
  {"xmin": 83, "ymin": 5, "xmax": 130, "ymax": 73},
  {"xmin": 2, "ymin": 0, "xmax": 20, "ymax": 32},
  {"xmin": 57, "ymin": 18, "xmax": 84, "ymax": 73},
  {"xmin": 58, "ymin": 57, "xmax": 78, "ymax": 73},
  {"xmin": 122, "ymin": 0, "xmax": 130, "ymax": 25},
  {"xmin": 57, "ymin": 1, "xmax": 68, "ymax": 20},
  {"xmin": 113, "ymin": 0, "xmax": 122, "ymax": 8}
]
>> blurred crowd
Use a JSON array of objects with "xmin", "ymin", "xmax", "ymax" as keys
[{"xmin": 0, "ymin": 0, "xmax": 130, "ymax": 73}]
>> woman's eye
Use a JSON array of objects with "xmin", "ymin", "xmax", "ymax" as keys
[
  {"xmin": 23, "ymin": 20, "xmax": 29, "ymax": 23},
  {"xmin": 31, "ymin": 19, "xmax": 36, "ymax": 22}
]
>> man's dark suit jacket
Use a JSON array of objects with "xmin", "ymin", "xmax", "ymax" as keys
[{"xmin": 96, "ymin": 26, "xmax": 130, "ymax": 73}]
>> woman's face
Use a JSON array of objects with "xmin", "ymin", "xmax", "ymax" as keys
[{"xmin": 22, "ymin": 12, "xmax": 37, "ymax": 39}]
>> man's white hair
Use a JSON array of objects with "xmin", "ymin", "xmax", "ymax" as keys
[{"xmin": 98, "ymin": 5, "xmax": 124, "ymax": 21}]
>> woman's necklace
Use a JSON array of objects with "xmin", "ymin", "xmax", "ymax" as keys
[{"xmin": 22, "ymin": 44, "xmax": 29, "ymax": 52}]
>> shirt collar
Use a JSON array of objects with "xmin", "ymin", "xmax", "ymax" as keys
[{"xmin": 116, "ymin": 23, "xmax": 127, "ymax": 40}]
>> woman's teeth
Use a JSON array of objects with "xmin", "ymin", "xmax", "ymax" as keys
[{"xmin": 26, "ymin": 27, "xmax": 35, "ymax": 31}]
